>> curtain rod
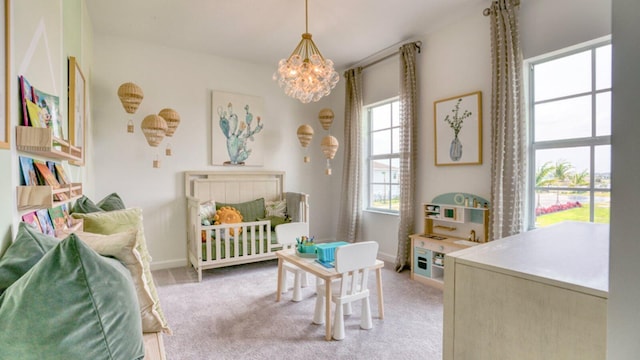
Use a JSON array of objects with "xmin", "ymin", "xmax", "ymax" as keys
[
  {"xmin": 361, "ymin": 41, "xmax": 422, "ymax": 70},
  {"xmin": 483, "ymin": 0, "xmax": 520, "ymax": 16}
]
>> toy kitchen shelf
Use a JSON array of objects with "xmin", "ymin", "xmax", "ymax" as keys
[{"xmin": 410, "ymin": 192, "xmax": 490, "ymax": 288}]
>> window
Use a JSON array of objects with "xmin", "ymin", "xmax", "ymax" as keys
[
  {"xmin": 365, "ymin": 99, "xmax": 400, "ymax": 213},
  {"xmin": 528, "ymin": 40, "xmax": 611, "ymax": 229}
]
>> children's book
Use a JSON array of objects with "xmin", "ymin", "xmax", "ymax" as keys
[
  {"xmin": 22, "ymin": 211, "xmax": 43, "ymax": 233},
  {"xmin": 33, "ymin": 160, "xmax": 59, "ymax": 187},
  {"xmin": 36, "ymin": 209, "xmax": 55, "ymax": 236},
  {"xmin": 19, "ymin": 156, "xmax": 38, "ymax": 186},
  {"xmin": 26, "ymin": 99, "xmax": 44, "ymax": 128},
  {"xmin": 46, "ymin": 161, "xmax": 57, "ymax": 179},
  {"xmin": 33, "ymin": 160, "xmax": 68, "ymax": 200},
  {"xmin": 54, "ymin": 163, "xmax": 70, "ymax": 185},
  {"xmin": 19, "ymin": 75, "xmax": 35, "ymax": 126},
  {"xmin": 60, "ymin": 203, "xmax": 73, "ymax": 228},
  {"xmin": 33, "ymin": 88, "xmax": 64, "ymax": 139},
  {"xmin": 48, "ymin": 206, "xmax": 67, "ymax": 231}
]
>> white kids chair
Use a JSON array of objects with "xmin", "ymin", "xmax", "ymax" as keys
[
  {"xmin": 312, "ymin": 241, "xmax": 379, "ymax": 340},
  {"xmin": 275, "ymin": 222, "xmax": 311, "ymax": 302}
]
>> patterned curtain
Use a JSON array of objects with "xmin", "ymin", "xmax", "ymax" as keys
[
  {"xmin": 488, "ymin": 0, "xmax": 525, "ymax": 240},
  {"xmin": 336, "ymin": 68, "xmax": 363, "ymax": 243},
  {"xmin": 395, "ymin": 43, "xmax": 418, "ymax": 271}
]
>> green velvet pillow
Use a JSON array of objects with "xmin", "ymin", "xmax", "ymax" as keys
[
  {"xmin": 71, "ymin": 195, "xmax": 104, "ymax": 214},
  {"xmin": 0, "ymin": 235, "xmax": 145, "ymax": 360},
  {"xmin": 217, "ymin": 198, "xmax": 266, "ymax": 222},
  {"xmin": 259, "ymin": 215, "xmax": 291, "ymax": 230},
  {"xmin": 0, "ymin": 222, "xmax": 59, "ymax": 295},
  {"xmin": 97, "ymin": 192, "xmax": 126, "ymax": 212},
  {"xmin": 71, "ymin": 208, "xmax": 171, "ymax": 334},
  {"xmin": 61, "ymin": 229, "xmax": 165, "ymax": 333}
]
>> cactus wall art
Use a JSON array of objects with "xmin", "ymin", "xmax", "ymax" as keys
[{"xmin": 211, "ymin": 91, "xmax": 265, "ymax": 166}]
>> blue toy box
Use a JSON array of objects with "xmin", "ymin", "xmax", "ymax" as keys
[{"xmin": 315, "ymin": 241, "xmax": 349, "ymax": 263}]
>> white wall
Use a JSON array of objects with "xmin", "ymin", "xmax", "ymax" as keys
[
  {"xmin": 0, "ymin": 0, "xmax": 92, "ymax": 253},
  {"xmin": 91, "ymin": 35, "xmax": 343, "ymax": 268},
  {"xmin": 608, "ymin": 0, "xmax": 640, "ymax": 356}
]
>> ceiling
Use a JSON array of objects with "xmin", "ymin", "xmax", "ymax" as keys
[{"xmin": 86, "ymin": 0, "xmax": 486, "ymax": 70}]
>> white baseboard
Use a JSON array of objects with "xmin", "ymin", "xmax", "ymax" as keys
[
  {"xmin": 150, "ymin": 258, "xmax": 187, "ymax": 271},
  {"xmin": 377, "ymin": 251, "xmax": 396, "ymax": 264}
]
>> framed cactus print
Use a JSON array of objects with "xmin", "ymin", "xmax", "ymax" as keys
[
  {"xmin": 211, "ymin": 91, "xmax": 265, "ymax": 166},
  {"xmin": 434, "ymin": 91, "xmax": 482, "ymax": 166}
]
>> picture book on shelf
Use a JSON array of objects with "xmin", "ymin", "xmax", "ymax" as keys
[
  {"xmin": 33, "ymin": 160, "xmax": 68, "ymax": 200},
  {"xmin": 48, "ymin": 206, "xmax": 67, "ymax": 231},
  {"xmin": 54, "ymin": 163, "xmax": 70, "ymax": 184},
  {"xmin": 36, "ymin": 209, "xmax": 55, "ymax": 236},
  {"xmin": 60, "ymin": 203, "xmax": 73, "ymax": 227},
  {"xmin": 33, "ymin": 88, "xmax": 64, "ymax": 139},
  {"xmin": 19, "ymin": 75, "xmax": 35, "ymax": 126},
  {"xmin": 25, "ymin": 99, "xmax": 44, "ymax": 128},
  {"xmin": 46, "ymin": 161, "xmax": 56, "ymax": 179},
  {"xmin": 22, "ymin": 211, "xmax": 43, "ymax": 233},
  {"xmin": 19, "ymin": 156, "xmax": 38, "ymax": 186}
]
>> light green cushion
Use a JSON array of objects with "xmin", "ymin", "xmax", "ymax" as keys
[
  {"xmin": 71, "ymin": 195, "xmax": 104, "ymax": 214},
  {"xmin": 0, "ymin": 235, "xmax": 144, "ymax": 360},
  {"xmin": 71, "ymin": 208, "xmax": 171, "ymax": 333},
  {"xmin": 97, "ymin": 192, "xmax": 127, "ymax": 212},
  {"xmin": 217, "ymin": 198, "xmax": 265, "ymax": 222},
  {"xmin": 0, "ymin": 222, "xmax": 59, "ymax": 295}
]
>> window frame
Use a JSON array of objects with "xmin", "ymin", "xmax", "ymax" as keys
[
  {"xmin": 526, "ymin": 38, "xmax": 612, "ymax": 230},
  {"xmin": 364, "ymin": 97, "xmax": 401, "ymax": 214}
]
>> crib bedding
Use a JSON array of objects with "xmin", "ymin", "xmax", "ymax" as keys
[
  {"xmin": 201, "ymin": 237, "xmax": 282, "ymax": 261},
  {"xmin": 185, "ymin": 171, "xmax": 309, "ymax": 281}
]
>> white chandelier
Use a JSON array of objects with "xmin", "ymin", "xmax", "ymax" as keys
[{"xmin": 274, "ymin": 0, "xmax": 339, "ymax": 103}]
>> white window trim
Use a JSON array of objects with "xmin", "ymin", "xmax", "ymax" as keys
[
  {"xmin": 364, "ymin": 97, "xmax": 400, "ymax": 214},
  {"xmin": 525, "ymin": 37, "xmax": 612, "ymax": 230}
]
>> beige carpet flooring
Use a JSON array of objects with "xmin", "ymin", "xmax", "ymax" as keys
[{"xmin": 152, "ymin": 260, "xmax": 444, "ymax": 360}]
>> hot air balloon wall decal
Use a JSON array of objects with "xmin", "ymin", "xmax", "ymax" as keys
[
  {"xmin": 296, "ymin": 124, "xmax": 314, "ymax": 163},
  {"xmin": 321, "ymin": 135, "xmax": 339, "ymax": 175},
  {"xmin": 318, "ymin": 108, "xmax": 334, "ymax": 131},
  {"xmin": 117, "ymin": 82, "xmax": 182, "ymax": 167},
  {"xmin": 118, "ymin": 82, "xmax": 144, "ymax": 133}
]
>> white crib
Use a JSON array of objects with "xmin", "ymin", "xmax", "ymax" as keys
[{"xmin": 185, "ymin": 171, "xmax": 308, "ymax": 282}]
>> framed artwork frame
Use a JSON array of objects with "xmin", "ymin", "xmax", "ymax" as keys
[
  {"xmin": 434, "ymin": 91, "xmax": 482, "ymax": 166},
  {"xmin": 1, "ymin": 0, "xmax": 10, "ymax": 150},
  {"xmin": 211, "ymin": 91, "xmax": 265, "ymax": 167},
  {"xmin": 68, "ymin": 56, "xmax": 85, "ymax": 165}
]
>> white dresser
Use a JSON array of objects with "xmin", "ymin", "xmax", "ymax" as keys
[{"xmin": 443, "ymin": 222, "xmax": 608, "ymax": 360}]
